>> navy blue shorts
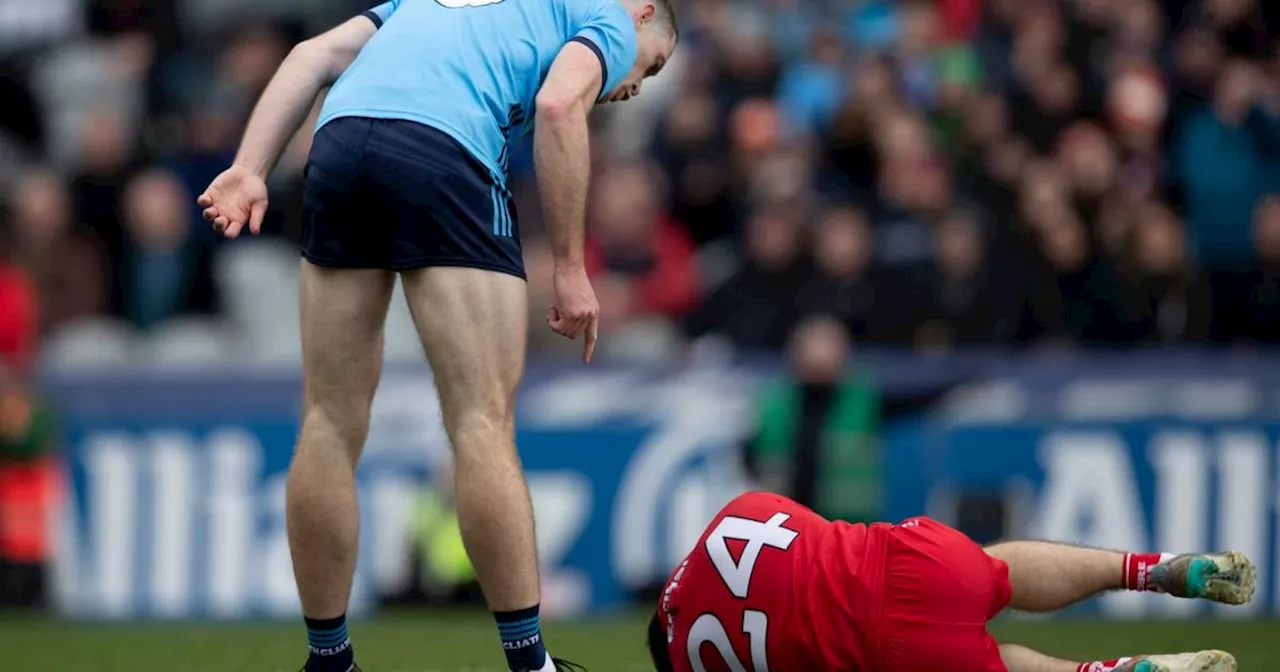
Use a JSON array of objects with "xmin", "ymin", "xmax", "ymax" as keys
[{"xmin": 301, "ymin": 117, "xmax": 523, "ymax": 278}]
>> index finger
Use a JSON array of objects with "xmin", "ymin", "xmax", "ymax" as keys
[{"xmin": 583, "ymin": 316, "xmax": 598, "ymax": 364}]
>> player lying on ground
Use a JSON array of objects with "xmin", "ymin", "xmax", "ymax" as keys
[
  {"xmin": 197, "ymin": 0, "xmax": 676, "ymax": 671},
  {"xmin": 648, "ymin": 492, "xmax": 1256, "ymax": 672}
]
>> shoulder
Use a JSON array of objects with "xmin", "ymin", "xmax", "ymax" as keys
[
  {"xmin": 564, "ymin": 0, "xmax": 626, "ymax": 21},
  {"xmin": 572, "ymin": 0, "xmax": 637, "ymax": 44}
]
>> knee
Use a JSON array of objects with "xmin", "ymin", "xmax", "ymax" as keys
[
  {"xmin": 444, "ymin": 406, "xmax": 515, "ymax": 455},
  {"xmin": 299, "ymin": 398, "xmax": 373, "ymax": 463}
]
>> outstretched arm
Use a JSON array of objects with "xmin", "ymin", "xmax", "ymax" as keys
[
  {"xmin": 533, "ymin": 41, "xmax": 602, "ymax": 270},
  {"xmin": 534, "ymin": 41, "xmax": 605, "ymax": 361},
  {"xmin": 231, "ymin": 16, "xmax": 377, "ymax": 180},
  {"xmin": 201, "ymin": 15, "xmax": 378, "ymax": 238}
]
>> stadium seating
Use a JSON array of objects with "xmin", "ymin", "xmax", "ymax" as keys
[
  {"xmin": 40, "ymin": 317, "xmax": 137, "ymax": 372},
  {"xmin": 140, "ymin": 317, "xmax": 236, "ymax": 369}
]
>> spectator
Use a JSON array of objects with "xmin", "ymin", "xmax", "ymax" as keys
[
  {"xmin": 760, "ymin": 0, "xmax": 817, "ymax": 63},
  {"xmin": 960, "ymin": 91, "xmax": 1027, "ymax": 219},
  {"xmin": 1036, "ymin": 212, "xmax": 1133, "ymax": 346},
  {"xmin": 1172, "ymin": 59, "xmax": 1280, "ymax": 340},
  {"xmin": 1107, "ymin": 64, "xmax": 1169, "ymax": 206},
  {"xmin": 653, "ymin": 90, "xmax": 734, "ymax": 245},
  {"xmin": 1165, "ymin": 25, "xmax": 1225, "ymax": 149},
  {"xmin": 686, "ymin": 203, "xmax": 807, "ymax": 351},
  {"xmin": 9, "ymin": 169, "xmax": 109, "ymax": 334},
  {"xmin": 743, "ymin": 314, "xmax": 880, "ymax": 523},
  {"xmin": 929, "ymin": 41, "xmax": 984, "ymax": 159},
  {"xmin": 1056, "ymin": 123, "xmax": 1118, "ymax": 226},
  {"xmin": 726, "ymin": 97, "xmax": 785, "ymax": 198},
  {"xmin": 844, "ymin": 0, "xmax": 899, "ymax": 54},
  {"xmin": 0, "ymin": 252, "xmax": 37, "ymax": 376},
  {"xmin": 908, "ymin": 207, "xmax": 1023, "ymax": 350},
  {"xmin": 209, "ymin": 23, "xmax": 291, "ymax": 125},
  {"xmin": 1006, "ymin": 6, "xmax": 1079, "ymax": 152},
  {"xmin": 585, "ymin": 160, "xmax": 700, "ymax": 331},
  {"xmin": 823, "ymin": 54, "xmax": 900, "ymax": 200},
  {"xmin": 71, "ymin": 108, "xmax": 137, "ymax": 268},
  {"xmin": 0, "ymin": 368, "xmax": 58, "ymax": 606},
  {"xmin": 117, "ymin": 168, "xmax": 217, "ymax": 330},
  {"xmin": 1123, "ymin": 201, "xmax": 1213, "ymax": 344},
  {"xmin": 795, "ymin": 204, "xmax": 880, "ymax": 340},
  {"xmin": 878, "ymin": 155, "xmax": 956, "ymax": 266},
  {"xmin": 776, "ymin": 27, "xmax": 843, "ymax": 137},
  {"xmin": 894, "ymin": 0, "xmax": 943, "ymax": 109},
  {"xmin": 1175, "ymin": 59, "xmax": 1280, "ymax": 262},
  {"xmin": 1109, "ymin": 0, "xmax": 1166, "ymax": 66},
  {"xmin": 953, "ymin": 90, "xmax": 1009, "ymax": 173},
  {"xmin": 393, "ymin": 461, "xmax": 479, "ymax": 607},
  {"xmin": 1241, "ymin": 195, "xmax": 1280, "ymax": 343},
  {"xmin": 711, "ymin": 10, "xmax": 778, "ymax": 107},
  {"xmin": 1199, "ymin": 0, "xmax": 1272, "ymax": 59}
]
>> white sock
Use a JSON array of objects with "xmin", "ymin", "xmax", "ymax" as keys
[
  {"xmin": 512, "ymin": 651, "xmax": 555, "ymax": 672},
  {"xmin": 1077, "ymin": 658, "xmax": 1133, "ymax": 672}
]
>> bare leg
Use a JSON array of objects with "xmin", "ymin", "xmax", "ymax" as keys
[
  {"xmin": 1000, "ymin": 643, "xmax": 1081, "ymax": 672},
  {"xmin": 288, "ymin": 262, "xmax": 395, "ymax": 617},
  {"xmin": 401, "ymin": 267, "xmax": 549, "ymax": 669},
  {"xmin": 401, "ymin": 266, "xmax": 536, "ymax": 610},
  {"xmin": 984, "ymin": 541, "xmax": 1123, "ymax": 612},
  {"xmin": 986, "ymin": 542, "xmax": 1257, "ymax": 612}
]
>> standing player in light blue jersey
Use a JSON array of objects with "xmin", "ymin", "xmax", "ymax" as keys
[{"xmin": 196, "ymin": 0, "xmax": 678, "ymax": 670}]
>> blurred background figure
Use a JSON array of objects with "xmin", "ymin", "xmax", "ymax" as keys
[
  {"xmin": 379, "ymin": 461, "xmax": 480, "ymax": 609},
  {"xmin": 796, "ymin": 204, "xmax": 880, "ymax": 341},
  {"xmin": 9, "ymin": 169, "xmax": 108, "ymax": 336},
  {"xmin": 0, "ymin": 367, "xmax": 58, "ymax": 608},
  {"xmin": 585, "ymin": 160, "xmax": 698, "ymax": 360},
  {"xmin": 686, "ymin": 201, "xmax": 807, "ymax": 351},
  {"xmin": 1242, "ymin": 194, "xmax": 1280, "ymax": 342},
  {"xmin": 907, "ymin": 206, "xmax": 1023, "ymax": 350},
  {"xmin": 743, "ymin": 314, "xmax": 880, "ymax": 524},
  {"xmin": 117, "ymin": 168, "xmax": 216, "ymax": 330},
  {"xmin": 1123, "ymin": 201, "xmax": 1213, "ymax": 345}
]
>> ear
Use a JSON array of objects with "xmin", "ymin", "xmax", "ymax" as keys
[{"xmin": 638, "ymin": 1, "xmax": 656, "ymax": 24}]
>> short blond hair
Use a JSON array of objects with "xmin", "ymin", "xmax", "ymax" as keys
[{"xmin": 655, "ymin": 0, "xmax": 678, "ymax": 40}]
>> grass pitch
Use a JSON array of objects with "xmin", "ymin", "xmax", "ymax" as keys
[{"xmin": 2, "ymin": 609, "xmax": 1275, "ymax": 671}]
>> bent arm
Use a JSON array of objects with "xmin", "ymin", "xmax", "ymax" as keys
[
  {"xmin": 534, "ymin": 41, "xmax": 604, "ymax": 270},
  {"xmin": 232, "ymin": 16, "xmax": 377, "ymax": 179}
]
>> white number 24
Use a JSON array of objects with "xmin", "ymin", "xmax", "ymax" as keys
[{"xmin": 687, "ymin": 513, "xmax": 798, "ymax": 672}]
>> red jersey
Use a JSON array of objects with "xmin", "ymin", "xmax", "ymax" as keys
[{"xmin": 658, "ymin": 492, "xmax": 890, "ymax": 672}]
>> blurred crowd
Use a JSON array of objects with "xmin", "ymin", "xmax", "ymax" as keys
[
  {"xmin": 567, "ymin": 0, "xmax": 1280, "ymax": 357},
  {"xmin": 1, "ymin": 0, "xmax": 1279, "ymax": 372}
]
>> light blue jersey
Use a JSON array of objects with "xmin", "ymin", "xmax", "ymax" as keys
[{"xmin": 318, "ymin": 0, "xmax": 638, "ymax": 186}]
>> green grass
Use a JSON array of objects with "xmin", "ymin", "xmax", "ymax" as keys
[{"xmin": 1, "ymin": 610, "xmax": 1276, "ymax": 671}]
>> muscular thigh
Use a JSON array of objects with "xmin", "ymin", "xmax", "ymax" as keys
[
  {"xmin": 299, "ymin": 261, "xmax": 396, "ymax": 432},
  {"xmin": 399, "ymin": 266, "xmax": 527, "ymax": 434}
]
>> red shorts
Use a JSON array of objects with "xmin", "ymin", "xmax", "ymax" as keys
[{"xmin": 872, "ymin": 517, "xmax": 1012, "ymax": 672}]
